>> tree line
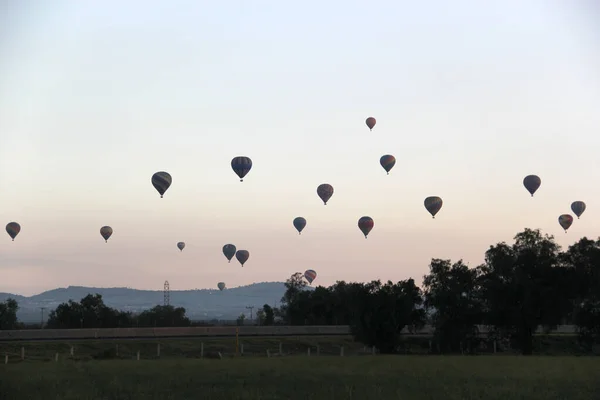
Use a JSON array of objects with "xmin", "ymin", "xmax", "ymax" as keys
[{"xmin": 1, "ymin": 229, "xmax": 598, "ymax": 355}]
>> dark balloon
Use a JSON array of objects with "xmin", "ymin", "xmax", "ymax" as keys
[
  {"xmin": 365, "ymin": 117, "xmax": 376, "ymax": 131},
  {"xmin": 100, "ymin": 226, "xmax": 113, "ymax": 243},
  {"xmin": 217, "ymin": 282, "xmax": 226, "ymax": 291},
  {"xmin": 523, "ymin": 175, "xmax": 541, "ymax": 197},
  {"xmin": 304, "ymin": 269, "xmax": 317, "ymax": 285},
  {"xmin": 231, "ymin": 156, "xmax": 252, "ymax": 182},
  {"xmin": 379, "ymin": 155, "xmax": 396, "ymax": 175},
  {"xmin": 317, "ymin": 184, "xmax": 334, "ymax": 205},
  {"xmin": 6, "ymin": 222, "xmax": 20, "ymax": 241},
  {"xmin": 152, "ymin": 171, "xmax": 172, "ymax": 198},
  {"xmin": 558, "ymin": 214, "xmax": 573, "ymax": 232},
  {"xmin": 571, "ymin": 201, "xmax": 586, "ymax": 219},
  {"xmin": 236, "ymin": 250, "xmax": 250, "ymax": 267},
  {"xmin": 293, "ymin": 217, "xmax": 307, "ymax": 235},
  {"xmin": 177, "ymin": 242, "xmax": 185, "ymax": 251},
  {"xmin": 223, "ymin": 244, "xmax": 236, "ymax": 263},
  {"xmin": 358, "ymin": 216, "xmax": 374, "ymax": 238},
  {"xmin": 424, "ymin": 196, "xmax": 443, "ymax": 218}
]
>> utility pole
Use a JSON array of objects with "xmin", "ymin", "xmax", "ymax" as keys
[
  {"xmin": 245, "ymin": 306, "xmax": 254, "ymax": 321},
  {"xmin": 40, "ymin": 307, "xmax": 46, "ymax": 329}
]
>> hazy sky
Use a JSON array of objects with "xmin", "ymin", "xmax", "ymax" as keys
[{"xmin": 1, "ymin": 1, "xmax": 599, "ymax": 296}]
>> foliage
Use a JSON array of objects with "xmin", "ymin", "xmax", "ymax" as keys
[{"xmin": 0, "ymin": 298, "xmax": 19, "ymax": 329}]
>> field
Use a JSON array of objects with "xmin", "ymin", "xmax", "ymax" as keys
[{"xmin": 0, "ymin": 336, "xmax": 598, "ymax": 399}]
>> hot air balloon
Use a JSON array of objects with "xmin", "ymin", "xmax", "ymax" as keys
[
  {"xmin": 523, "ymin": 175, "xmax": 541, "ymax": 197},
  {"xmin": 100, "ymin": 226, "xmax": 113, "ymax": 243},
  {"xmin": 217, "ymin": 282, "xmax": 226, "ymax": 291},
  {"xmin": 293, "ymin": 217, "xmax": 306, "ymax": 235},
  {"xmin": 151, "ymin": 171, "xmax": 172, "ymax": 198},
  {"xmin": 236, "ymin": 250, "xmax": 250, "ymax": 267},
  {"xmin": 558, "ymin": 214, "xmax": 573, "ymax": 232},
  {"xmin": 317, "ymin": 184, "xmax": 334, "ymax": 205},
  {"xmin": 424, "ymin": 196, "xmax": 443, "ymax": 218},
  {"xmin": 365, "ymin": 117, "xmax": 376, "ymax": 131},
  {"xmin": 571, "ymin": 201, "xmax": 586, "ymax": 219},
  {"xmin": 358, "ymin": 216, "xmax": 374, "ymax": 238},
  {"xmin": 177, "ymin": 242, "xmax": 185, "ymax": 251},
  {"xmin": 6, "ymin": 222, "xmax": 20, "ymax": 241},
  {"xmin": 231, "ymin": 156, "xmax": 252, "ymax": 182},
  {"xmin": 304, "ymin": 269, "xmax": 317, "ymax": 285},
  {"xmin": 223, "ymin": 244, "xmax": 236, "ymax": 263},
  {"xmin": 380, "ymin": 155, "xmax": 396, "ymax": 175}
]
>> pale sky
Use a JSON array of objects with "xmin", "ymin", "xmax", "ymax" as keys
[{"xmin": 1, "ymin": 1, "xmax": 599, "ymax": 296}]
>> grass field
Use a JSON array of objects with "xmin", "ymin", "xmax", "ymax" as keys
[{"xmin": 1, "ymin": 355, "xmax": 598, "ymax": 400}]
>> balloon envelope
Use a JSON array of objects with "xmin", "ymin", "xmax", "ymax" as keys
[
  {"xmin": 223, "ymin": 244, "xmax": 236, "ymax": 262},
  {"xmin": 424, "ymin": 196, "xmax": 443, "ymax": 218},
  {"xmin": 379, "ymin": 155, "xmax": 396, "ymax": 175},
  {"xmin": 293, "ymin": 217, "xmax": 307, "ymax": 234},
  {"xmin": 236, "ymin": 250, "xmax": 250, "ymax": 266},
  {"xmin": 571, "ymin": 201, "xmax": 586, "ymax": 219},
  {"xmin": 523, "ymin": 175, "xmax": 541, "ymax": 197},
  {"xmin": 304, "ymin": 269, "xmax": 317, "ymax": 284},
  {"xmin": 100, "ymin": 226, "xmax": 113, "ymax": 242},
  {"xmin": 5, "ymin": 222, "xmax": 20, "ymax": 241},
  {"xmin": 231, "ymin": 156, "xmax": 252, "ymax": 182},
  {"xmin": 366, "ymin": 117, "xmax": 376, "ymax": 131},
  {"xmin": 317, "ymin": 184, "xmax": 334, "ymax": 205},
  {"xmin": 177, "ymin": 242, "xmax": 185, "ymax": 251},
  {"xmin": 217, "ymin": 282, "xmax": 226, "ymax": 291},
  {"xmin": 151, "ymin": 171, "xmax": 172, "ymax": 198},
  {"xmin": 358, "ymin": 216, "xmax": 374, "ymax": 238},
  {"xmin": 558, "ymin": 214, "xmax": 573, "ymax": 232}
]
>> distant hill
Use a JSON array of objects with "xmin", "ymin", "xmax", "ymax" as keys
[{"xmin": 0, "ymin": 282, "xmax": 294, "ymax": 323}]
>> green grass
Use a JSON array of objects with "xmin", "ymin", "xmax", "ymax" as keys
[{"xmin": 0, "ymin": 356, "xmax": 598, "ymax": 400}]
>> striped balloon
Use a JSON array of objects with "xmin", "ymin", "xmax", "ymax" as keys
[
  {"xmin": 223, "ymin": 244, "xmax": 236, "ymax": 263},
  {"xmin": 236, "ymin": 250, "xmax": 250, "ymax": 266},
  {"xmin": 358, "ymin": 216, "xmax": 374, "ymax": 238},
  {"xmin": 231, "ymin": 156, "xmax": 252, "ymax": 182},
  {"xmin": 6, "ymin": 222, "xmax": 20, "ymax": 241},
  {"xmin": 379, "ymin": 155, "xmax": 396, "ymax": 175},
  {"xmin": 558, "ymin": 214, "xmax": 573, "ymax": 232},
  {"xmin": 293, "ymin": 217, "xmax": 307, "ymax": 234},
  {"xmin": 424, "ymin": 196, "xmax": 443, "ymax": 218},
  {"xmin": 571, "ymin": 201, "xmax": 586, "ymax": 219},
  {"xmin": 151, "ymin": 171, "xmax": 172, "ymax": 198},
  {"xmin": 304, "ymin": 269, "xmax": 317, "ymax": 284},
  {"xmin": 100, "ymin": 226, "xmax": 113, "ymax": 243},
  {"xmin": 317, "ymin": 184, "xmax": 334, "ymax": 205}
]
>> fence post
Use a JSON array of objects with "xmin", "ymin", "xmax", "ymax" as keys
[
  {"xmin": 157, "ymin": 343, "xmax": 161, "ymax": 357},
  {"xmin": 307, "ymin": 347, "xmax": 311, "ymax": 356},
  {"xmin": 493, "ymin": 341, "xmax": 497, "ymax": 354},
  {"xmin": 116, "ymin": 344, "xmax": 119, "ymax": 356},
  {"xmin": 266, "ymin": 349, "xmax": 271, "ymax": 358},
  {"xmin": 279, "ymin": 342, "xmax": 282, "ymax": 356},
  {"xmin": 70, "ymin": 346, "xmax": 74, "ymax": 356},
  {"xmin": 201, "ymin": 342, "xmax": 204, "ymax": 358},
  {"xmin": 317, "ymin": 344, "xmax": 320, "ymax": 356},
  {"xmin": 372, "ymin": 346, "xmax": 376, "ymax": 355},
  {"xmin": 136, "ymin": 351, "xmax": 140, "ymax": 361},
  {"xmin": 4, "ymin": 354, "xmax": 7, "ymax": 364},
  {"xmin": 21, "ymin": 347, "xmax": 24, "ymax": 360},
  {"xmin": 240, "ymin": 344, "xmax": 244, "ymax": 355},
  {"xmin": 55, "ymin": 353, "xmax": 59, "ymax": 362},
  {"xmin": 340, "ymin": 346, "xmax": 344, "ymax": 357}
]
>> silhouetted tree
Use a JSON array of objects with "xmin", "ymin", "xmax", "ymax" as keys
[
  {"xmin": 423, "ymin": 259, "xmax": 483, "ymax": 353},
  {"xmin": 46, "ymin": 294, "xmax": 131, "ymax": 329},
  {"xmin": 262, "ymin": 304, "xmax": 274, "ymax": 326},
  {"xmin": 137, "ymin": 305, "xmax": 190, "ymax": 327},
  {"xmin": 0, "ymin": 298, "xmax": 19, "ymax": 329}
]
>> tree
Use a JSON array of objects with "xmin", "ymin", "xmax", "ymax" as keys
[
  {"xmin": 0, "ymin": 298, "xmax": 19, "ymax": 330},
  {"xmin": 349, "ymin": 279, "xmax": 425, "ymax": 354},
  {"xmin": 423, "ymin": 259, "xmax": 482, "ymax": 353},
  {"xmin": 46, "ymin": 294, "xmax": 133, "ymax": 329},
  {"xmin": 236, "ymin": 313, "xmax": 246, "ymax": 326},
  {"xmin": 262, "ymin": 304, "xmax": 274, "ymax": 326},
  {"xmin": 136, "ymin": 305, "xmax": 190, "ymax": 327},
  {"xmin": 280, "ymin": 272, "xmax": 308, "ymax": 324},
  {"xmin": 478, "ymin": 228, "xmax": 569, "ymax": 355}
]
